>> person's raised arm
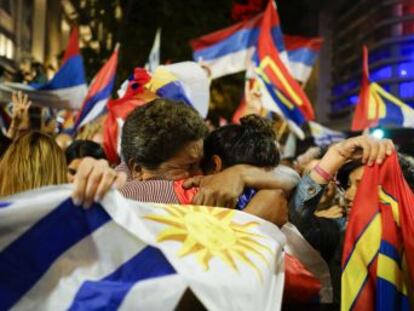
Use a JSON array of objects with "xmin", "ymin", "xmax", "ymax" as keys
[
  {"xmin": 290, "ymin": 135, "xmax": 394, "ymax": 223},
  {"xmin": 309, "ymin": 135, "xmax": 394, "ymax": 185},
  {"xmin": 7, "ymin": 92, "xmax": 31, "ymax": 140}
]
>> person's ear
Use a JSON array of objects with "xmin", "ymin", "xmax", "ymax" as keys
[
  {"xmin": 129, "ymin": 160, "xmax": 143, "ymax": 181},
  {"xmin": 212, "ymin": 155, "xmax": 223, "ymax": 173}
]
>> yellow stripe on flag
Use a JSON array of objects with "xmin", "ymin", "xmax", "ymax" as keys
[
  {"xmin": 377, "ymin": 253, "xmax": 408, "ymax": 295},
  {"xmin": 259, "ymin": 56, "xmax": 303, "ymax": 106},
  {"xmin": 145, "ymin": 67, "xmax": 177, "ymax": 91},
  {"xmin": 373, "ymin": 83, "xmax": 406, "ymax": 108},
  {"xmin": 372, "ymin": 82, "xmax": 413, "ymax": 115},
  {"xmin": 275, "ymin": 90, "xmax": 295, "ymax": 110},
  {"xmin": 341, "ymin": 214, "xmax": 382, "ymax": 311},
  {"xmin": 379, "ymin": 187, "xmax": 400, "ymax": 226},
  {"xmin": 367, "ymin": 84, "xmax": 386, "ymax": 120},
  {"xmin": 367, "ymin": 84, "xmax": 378, "ymax": 120},
  {"xmin": 255, "ymin": 67, "xmax": 270, "ymax": 84}
]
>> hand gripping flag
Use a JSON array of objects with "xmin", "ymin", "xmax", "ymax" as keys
[
  {"xmin": 341, "ymin": 153, "xmax": 414, "ymax": 310},
  {"xmin": 73, "ymin": 46, "xmax": 119, "ymax": 131},
  {"xmin": 254, "ymin": 0, "xmax": 314, "ymax": 137},
  {"xmin": 33, "ymin": 27, "xmax": 87, "ymax": 109},
  {"xmin": 352, "ymin": 46, "xmax": 414, "ymax": 131},
  {"xmin": 0, "ymin": 186, "xmax": 286, "ymax": 311}
]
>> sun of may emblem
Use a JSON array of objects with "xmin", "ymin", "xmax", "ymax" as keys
[{"xmin": 145, "ymin": 205, "xmax": 273, "ymax": 280}]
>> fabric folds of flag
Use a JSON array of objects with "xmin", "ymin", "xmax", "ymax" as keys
[
  {"xmin": 33, "ymin": 27, "xmax": 87, "ymax": 109},
  {"xmin": 352, "ymin": 46, "xmax": 414, "ymax": 131},
  {"xmin": 103, "ymin": 63, "xmax": 209, "ymax": 164},
  {"xmin": 0, "ymin": 186, "xmax": 286, "ymax": 311},
  {"xmin": 103, "ymin": 89, "xmax": 157, "ymax": 165},
  {"xmin": 341, "ymin": 153, "xmax": 414, "ymax": 311},
  {"xmin": 190, "ymin": 8, "xmax": 287, "ymax": 79},
  {"xmin": 74, "ymin": 46, "xmax": 119, "ymax": 131},
  {"xmin": 145, "ymin": 28, "xmax": 161, "ymax": 73},
  {"xmin": 284, "ymin": 35, "xmax": 323, "ymax": 84},
  {"xmin": 309, "ymin": 121, "xmax": 345, "ymax": 147},
  {"xmin": 254, "ymin": 0, "xmax": 314, "ymax": 137}
]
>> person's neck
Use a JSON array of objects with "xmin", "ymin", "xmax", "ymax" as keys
[
  {"xmin": 141, "ymin": 170, "xmax": 166, "ymax": 181},
  {"xmin": 141, "ymin": 167, "xmax": 179, "ymax": 181}
]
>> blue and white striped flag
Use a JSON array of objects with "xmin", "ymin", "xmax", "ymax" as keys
[
  {"xmin": 309, "ymin": 121, "xmax": 345, "ymax": 147},
  {"xmin": 0, "ymin": 186, "xmax": 285, "ymax": 310},
  {"xmin": 145, "ymin": 28, "xmax": 161, "ymax": 73}
]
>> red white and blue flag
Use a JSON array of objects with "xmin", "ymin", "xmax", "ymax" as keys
[
  {"xmin": 284, "ymin": 35, "xmax": 323, "ymax": 83},
  {"xmin": 190, "ymin": 6, "xmax": 322, "ymax": 83},
  {"xmin": 190, "ymin": 7, "xmax": 288, "ymax": 79},
  {"xmin": 33, "ymin": 27, "xmax": 87, "ymax": 109},
  {"xmin": 74, "ymin": 46, "xmax": 119, "ymax": 131}
]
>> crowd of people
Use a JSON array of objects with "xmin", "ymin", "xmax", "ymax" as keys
[{"xmin": 0, "ymin": 83, "xmax": 413, "ymax": 309}]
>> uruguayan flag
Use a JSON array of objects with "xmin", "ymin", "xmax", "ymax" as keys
[
  {"xmin": 309, "ymin": 121, "xmax": 345, "ymax": 147},
  {"xmin": 0, "ymin": 186, "xmax": 285, "ymax": 310}
]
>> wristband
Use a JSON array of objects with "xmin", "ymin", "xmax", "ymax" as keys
[{"xmin": 313, "ymin": 163, "xmax": 333, "ymax": 182}]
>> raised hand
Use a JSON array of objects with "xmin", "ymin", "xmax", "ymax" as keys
[
  {"xmin": 11, "ymin": 91, "xmax": 31, "ymax": 126},
  {"xmin": 7, "ymin": 92, "xmax": 32, "ymax": 139}
]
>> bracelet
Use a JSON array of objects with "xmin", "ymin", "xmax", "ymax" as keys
[{"xmin": 313, "ymin": 163, "xmax": 333, "ymax": 182}]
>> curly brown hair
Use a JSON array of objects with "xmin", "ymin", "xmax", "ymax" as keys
[{"xmin": 121, "ymin": 98, "xmax": 208, "ymax": 169}]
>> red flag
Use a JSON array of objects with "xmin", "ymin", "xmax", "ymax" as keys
[
  {"xmin": 351, "ymin": 46, "xmax": 378, "ymax": 131},
  {"xmin": 62, "ymin": 27, "xmax": 81, "ymax": 64},
  {"xmin": 103, "ymin": 90, "xmax": 157, "ymax": 164},
  {"xmin": 341, "ymin": 153, "xmax": 414, "ymax": 310}
]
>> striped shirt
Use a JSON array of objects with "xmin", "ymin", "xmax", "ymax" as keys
[
  {"xmin": 119, "ymin": 180, "xmax": 180, "ymax": 204},
  {"xmin": 116, "ymin": 162, "xmax": 180, "ymax": 203}
]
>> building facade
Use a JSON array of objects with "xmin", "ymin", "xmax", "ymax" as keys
[
  {"xmin": 0, "ymin": 0, "xmax": 69, "ymax": 81},
  {"xmin": 0, "ymin": 0, "xmax": 121, "ymax": 83},
  {"xmin": 329, "ymin": 0, "xmax": 414, "ymax": 126}
]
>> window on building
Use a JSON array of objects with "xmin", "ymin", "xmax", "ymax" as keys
[{"xmin": 0, "ymin": 32, "xmax": 14, "ymax": 59}]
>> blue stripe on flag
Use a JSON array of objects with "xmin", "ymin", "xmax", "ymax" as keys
[
  {"xmin": 376, "ymin": 278, "xmax": 410, "ymax": 311},
  {"xmin": 193, "ymin": 27, "xmax": 284, "ymax": 61},
  {"xmin": 379, "ymin": 240, "xmax": 401, "ymax": 266},
  {"xmin": 379, "ymin": 98, "xmax": 404, "ymax": 127},
  {"xmin": 0, "ymin": 199, "xmax": 110, "ymax": 310},
  {"xmin": 156, "ymin": 80, "xmax": 192, "ymax": 107},
  {"xmin": 0, "ymin": 202, "xmax": 11, "ymax": 208},
  {"xmin": 68, "ymin": 246, "xmax": 176, "ymax": 310},
  {"xmin": 36, "ymin": 56, "xmax": 86, "ymax": 90},
  {"xmin": 287, "ymin": 48, "xmax": 318, "ymax": 67},
  {"xmin": 315, "ymin": 135, "xmax": 344, "ymax": 146},
  {"xmin": 75, "ymin": 78, "xmax": 115, "ymax": 128},
  {"xmin": 261, "ymin": 79, "xmax": 306, "ymax": 126}
]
